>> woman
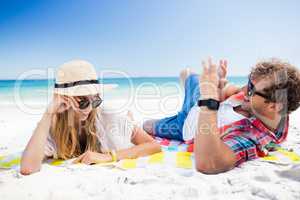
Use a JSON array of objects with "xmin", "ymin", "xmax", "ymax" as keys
[{"xmin": 21, "ymin": 60, "xmax": 161, "ymax": 175}]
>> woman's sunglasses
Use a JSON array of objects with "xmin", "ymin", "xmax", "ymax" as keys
[
  {"xmin": 247, "ymin": 79, "xmax": 270, "ymax": 100},
  {"xmin": 78, "ymin": 95, "xmax": 103, "ymax": 110}
]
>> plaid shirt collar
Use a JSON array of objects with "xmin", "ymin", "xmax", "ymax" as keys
[
  {"xmin": 227, "ymin": 92, "xmax": 290, "ymax": 143},
  {"xmin": 249, "ymin": 115, "xmax": 289, "ymax": 143}
]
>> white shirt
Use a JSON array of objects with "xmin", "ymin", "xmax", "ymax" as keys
[
  {"xmin": 182, "ymin": 98, "xmax": 246, "ymax": 141},
  {"xmin": 44, "ymin": 108, "xmax": 135, "ymax": 158}
]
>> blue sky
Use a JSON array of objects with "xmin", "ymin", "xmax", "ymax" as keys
[{"xmin": 0, "ymin": 0, "xmax": 299, "ymax": 79}]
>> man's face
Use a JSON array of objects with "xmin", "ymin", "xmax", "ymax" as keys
[{"xmin": 241, "ymin": 77, "xmax": 274, "ymax": 118}]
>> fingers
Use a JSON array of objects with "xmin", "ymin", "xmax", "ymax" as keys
[
  {"xmin": 219, "ymin": 60, "xmax": 224, "ymax": 68},
  {"xmin": 208, "ymin": 57, "xmax": 217, "ymax": 74},
  {"xmin": 203, "ymin": 57, "xmax": 227, "ymax": 74},
  {"xmin": 82, "ymin": 156, "xmax": 93, "ymax": 165},
  {"xmin": 57, "ymin": 96, "xmax": 71, "ymax": 113},
  {"xmin": 202, "ymin": 60, "xmax": 209, "ymax": 74},
  {"xmin": 217, "ymin": 59, "xmax": 228, "ymax": 79},
  {"xmin": 66, "ymin": 96, "xmax": 80, "ymax": 111},
  {"xmin": 73, "ymin": 151, "xmax": 96, "ymax": 165},
  {"xmin": 219, "ymin": 59, "xmax": 228, "ymax": 70},
  {"xmin": 202, "ymin": 57, "xmax": 219, "ymax": 75},
  {"xmin": 47, "ymin": 95, "xmax": 69, "ymax": 114},
  {"xmin": 52, "ymin": 95, "xmax": 80, "ymax": 113},
  {"xmin": 223, "ymin": 59, "xmax": 228, "ymax": 68},
  {"xmin": 221, "ymin": 59, "xmax": 228, "ymax": 77},
  {"xmin": 70, "ymin": 97, "xmax": 80, "ymax": 108},
  {"xmin": 73, "ymin": 152, "xmax": 86, "ymax": 164}
]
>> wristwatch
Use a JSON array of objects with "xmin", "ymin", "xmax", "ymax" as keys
[{"xmin": 197, "ymin": 98, "xmax": 220, "ymax": 110}]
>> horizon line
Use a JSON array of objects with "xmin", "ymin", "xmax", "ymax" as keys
[{"xmin": 0, "ymin": 75, "xmax": 248, "ymax": 81}]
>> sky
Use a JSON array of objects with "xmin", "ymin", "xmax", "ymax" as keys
[{"xmin": 0, "ymin": 0, "xmax": 299, "ymax": 79}]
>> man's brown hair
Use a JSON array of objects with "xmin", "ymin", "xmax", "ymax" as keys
[{"xmin": 250, "ymin": 58, "xmax": 300, "ymax": 115}]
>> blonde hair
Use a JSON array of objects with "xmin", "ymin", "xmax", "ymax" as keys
[{"xmin": 50, "ymin": 109, "xmax": 101, "ymax": 160}]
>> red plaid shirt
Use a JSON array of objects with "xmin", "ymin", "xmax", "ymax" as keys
[{"xmin": 220, "ymin": 116, "xmax": 289, "ymax": 166}]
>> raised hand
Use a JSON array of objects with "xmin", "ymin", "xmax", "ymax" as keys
[
  {"xmin": 46, "ymin": 94, "xmax": 72, "ymax": 114},
  {"xmin": 218, "ymin": 59, "xmax": 229, "ymax": 90},
  {"xmin": 199, "ymin": 58, "xmax": 220, "ymax": 100},
  {"xmin": 218, "ymin": 59, "xmax": 228, "ymax": 79}
]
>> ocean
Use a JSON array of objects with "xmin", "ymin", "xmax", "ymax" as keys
[{"xmin": 0, "ymin": 76, "xmax": 247, "ymax": 105}]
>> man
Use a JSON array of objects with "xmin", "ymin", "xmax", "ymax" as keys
[{"xmin": 143, "ymin": 58, "xmax": 300, "ymax": 174}]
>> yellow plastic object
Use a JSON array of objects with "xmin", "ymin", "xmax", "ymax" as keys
[
  {"xmin": 121, "ymin": 159, "xmax": 137, "ymax": 169},
  {"xmin": 176, "ymin": 152, "xmax": 192, "ymax": 169},
  {"xmin": 50, "ymin": 159, "xmax": 65, "ymax": 166},
  {"xmin": 278, "ymin": 149, "xmax": 300, "ymax": 162},
  {"xmin": 0, "ymin": 158, "xmax": 21, "ymax": 169},
  {"xmin": 262, "ymin": 155, "xmax": 279, "ymax": 161},
  {"xmin": 148, "ymin": 152, "xmax": 164, "ymax": 164}
]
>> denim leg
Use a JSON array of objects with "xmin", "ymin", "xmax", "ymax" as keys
[
  {"xmin": 154, "ymin": 74, "xmax": 200, "ymax": 141},
  {"xmin": 179, "ymin": 74, "xmax": 200, "ymax": 118}
]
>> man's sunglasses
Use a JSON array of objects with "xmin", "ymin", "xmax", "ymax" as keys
[
  {"xmin": 78, "ymin": 95, "xmax": 103, "ymax": 110},
  {"xmin": 247, "ymin": 79, "xmax": 270, "ymax": 100}
]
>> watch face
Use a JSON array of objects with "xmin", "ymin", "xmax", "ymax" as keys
[{"xmin": 209, "ymin": 100, "xmax": 219, "ymax": 109}]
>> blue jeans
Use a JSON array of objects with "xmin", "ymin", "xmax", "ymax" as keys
[{"xmin": 154, "ymin": 74, "xmax": 200, "ymax": 141}]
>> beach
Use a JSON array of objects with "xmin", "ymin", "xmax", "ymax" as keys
[
  {"xmin": 0, "ymin": 78, "xmax": 300, "ymax": 200},
  {"xmin": 1, "ymin": 0, "xmax": 300, "ymax": 198}
]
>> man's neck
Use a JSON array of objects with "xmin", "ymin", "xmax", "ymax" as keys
[{"xmin": 257, "ymin": 113, "xmax": 282, "ymax": 133}]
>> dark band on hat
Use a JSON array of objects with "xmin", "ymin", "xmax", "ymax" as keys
[{"xmin": 54, "ymin": 79, "xmax": 99, "ymax": 88}]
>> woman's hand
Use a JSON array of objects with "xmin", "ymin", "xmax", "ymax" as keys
[
  {"xmin": 46, "ymin": 94, "xmax": 79, "ymax": 114},
  {"xmin": 73, "ymin": 151, "xmax": 112, "ymax": 165}
]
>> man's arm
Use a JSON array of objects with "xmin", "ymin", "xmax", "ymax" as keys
[
  {"xmin": 220, "ymin": 84, "xmax": 243, "ymax": 101},
  {"xmin": 195, "ymin": 108, "xmax": 237, "ymax": 174},
  {"xmin": 194, "ymin": 58, "xmax": 237, "ymax": 174}
]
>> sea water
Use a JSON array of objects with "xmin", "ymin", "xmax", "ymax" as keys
[{"xmin": 0, "ymin": 77, "xmax": 247, "ymax": 105}]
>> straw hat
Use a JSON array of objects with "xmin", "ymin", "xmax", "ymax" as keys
[{"xmin": 53, "ymin": 60, "xmax": 111, "ymax": 96}]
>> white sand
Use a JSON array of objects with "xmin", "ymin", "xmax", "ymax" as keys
[{"xmin": 0, "ymin": 100, "xmax": 300, "ymax": 200}]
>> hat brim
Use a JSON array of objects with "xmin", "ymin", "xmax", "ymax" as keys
[{"xmin": 53, "ymin": 83, "xmax": 118, "ymax": 96}]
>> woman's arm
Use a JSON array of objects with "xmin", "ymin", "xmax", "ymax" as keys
[
  {"xmin": 20, "ymin": 112, "xmax": 53, "ymax": 175},
  {"xmin": 115, "ymin": 126, "xmax": 161, "ymax": 160},
  {"xmin": 74, "ymin": 126, "xmax": 161, "ymax": 164},
  {"xmin": 20, "ymin": 94, "xmax": 72, "ymax": 175}
]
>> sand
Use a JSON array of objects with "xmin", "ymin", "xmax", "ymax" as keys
[{"xmin": 0, "ymin": 100, "xmax": 300, "ymax": 200}]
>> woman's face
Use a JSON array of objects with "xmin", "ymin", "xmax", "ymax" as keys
[{"xmin": 69, "ymin": 95, "xmax": 101, "ymax": 122}]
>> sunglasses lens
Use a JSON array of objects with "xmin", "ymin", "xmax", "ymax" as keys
[
  {"xmin": 79, "ymin": 100, "xmax": 90, "ymax": 109},
  {"xmin": 77, "ymin": 96, "xmax": 102, "ymax": 109},
  {"xmin": 247, "ymin": 80, "xmax": 254, "ymax": 96},
  {"xmin": 92, "ymin": 98, "xmax": 103, "ymax": 108}
]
